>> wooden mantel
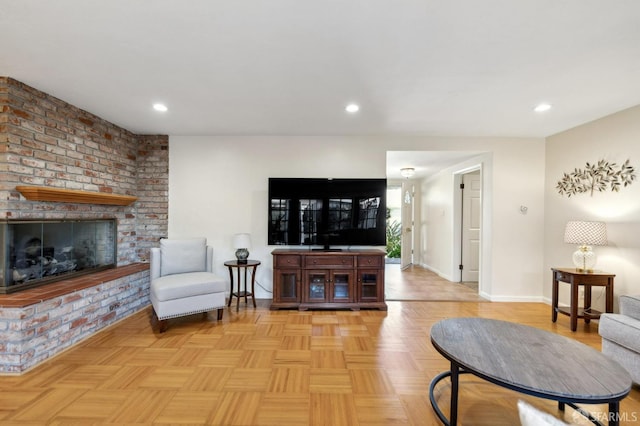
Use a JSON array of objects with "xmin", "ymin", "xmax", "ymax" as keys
[{"xmin": 16, "ymin": 186, "xmax": 137, "ymax": 206}]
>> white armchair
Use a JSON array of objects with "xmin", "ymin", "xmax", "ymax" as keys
[{"xmin": 150, "ymin": 238, "xmax": 226, "ymax": 332}]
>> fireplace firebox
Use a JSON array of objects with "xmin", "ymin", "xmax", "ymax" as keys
[{"xmin": 0, "ymin": 219, "xmax": 117, "ymax": 293}]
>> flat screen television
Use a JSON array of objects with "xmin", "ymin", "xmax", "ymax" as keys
[{"xmin": 268, "ymin": 178, "xmax": 387, "ymax": 249}]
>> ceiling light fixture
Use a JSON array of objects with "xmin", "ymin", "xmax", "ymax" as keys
[
  {"xmin": 534, "ymin": 103, "xmax": 552, "ymax": 113},
  {"xmin": 153, "ymin": 103, "xmax": 168, "ymax": 112},
  {"xmin": 400, "ymin": 167, "xmax": 415, "ymax": 178},
  {"xmin": 345, "ymin": 103, "xmax": 360, "ymax": 113}
]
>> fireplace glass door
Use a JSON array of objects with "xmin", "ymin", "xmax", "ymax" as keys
[{"xmin": 1, "ymin": 219, "xmax": 117, "ymax": 293}]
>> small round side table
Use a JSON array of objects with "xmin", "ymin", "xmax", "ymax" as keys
[{"xmin": 224, "ymin": 259, "xmax": 260, "ymax": 311}]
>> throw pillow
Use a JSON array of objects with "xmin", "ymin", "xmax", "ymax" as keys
[{"xmin": 518, "ymin": 400, "xmax": 571, "ymax": 426}]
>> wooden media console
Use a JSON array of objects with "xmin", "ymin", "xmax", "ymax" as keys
[{"xmin": 271, "ymin": 249, "xmax": 387, "ymax": 311}]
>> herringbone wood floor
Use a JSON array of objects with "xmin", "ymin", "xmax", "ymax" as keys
[{"xmin": 0, "ymin": 269, "xmax": 638, "ymax": 425}]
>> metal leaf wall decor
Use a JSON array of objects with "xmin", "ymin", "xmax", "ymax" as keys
[{"xmin": 556, "ymin": 159, "xmax": 636, "ymax": 197}]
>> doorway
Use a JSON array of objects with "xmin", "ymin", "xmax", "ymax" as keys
[
  {"xmin": 456, "ymin": 168, "xmax": 481, "ymax": 284},
  {"xmin": 400, "ymin": 180, "xmax": 414, "ymax": 269},
  {"xmin": 385, "ymin": 186, "xmax": 402, "ymax": 265},
  {"xmin": 385, "ymin": 150, "xmax": 488, "ymax": 298},
  {"xmin": 385, "ymin": 182, "xmax": 415, "ymax": 269}
]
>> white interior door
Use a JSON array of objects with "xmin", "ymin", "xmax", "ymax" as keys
[
  {"xmin": 400, "ymin": 180, "xmax": 413, "ymax": 269},
  {"xmin": 461, "ymin": 171, "xmax": 481, "ymax": 282}
]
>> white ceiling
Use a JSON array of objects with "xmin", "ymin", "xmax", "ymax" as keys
[{"xmin": 2, "ymin": 1, "xmax": 640, "ymax": 177}]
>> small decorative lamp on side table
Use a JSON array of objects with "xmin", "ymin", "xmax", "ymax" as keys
[
  {"xmin": 563, "ymin": 221, "xmax": 607, "ymax": 272},
  {"xmin": 232, "ymin": 233, "xmax": 251, "ymax": 264}
]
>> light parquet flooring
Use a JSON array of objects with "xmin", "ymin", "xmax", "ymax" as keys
[
  {"xmin": 0, "ymin": 299, "xmax": 638, "ymax": 425},
  {"xmin": 385, "ymin": 264, "xmax": 485, "ymax": 302}
]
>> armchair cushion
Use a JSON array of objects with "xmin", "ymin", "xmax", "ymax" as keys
[
  {"xmin": 160, "ymin": 238, "xmax": 207, "ymax": 276},
  {"xmin": 599, "ymin": 313, "xmax": 640, "ymax": 354},
  {"xmin": 152, "ymin": 271, "xmax": 226, "ymax": 302}
]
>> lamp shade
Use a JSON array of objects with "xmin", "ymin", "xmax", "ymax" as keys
[
  {"xmin": 232, "ymin": 233, "xmax": 251, "ymax": 249},
  {"xmin": 564, "ymin": 221, "xmax": 607, "ymax": 272},
  {"xmin": 232, "ymin": 233, "xmax": 251, "ymax": 263},
  {"xmin": 563, "ymin": 221, "xmax": 607, "ymax": 246}
]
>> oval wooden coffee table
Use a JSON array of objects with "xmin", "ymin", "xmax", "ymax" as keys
[{"xmin": 429, "ymin": 318, "xmax": 631, "ymax": 426}]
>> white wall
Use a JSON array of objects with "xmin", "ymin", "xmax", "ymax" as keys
[
  {"xmin": 169, "ymin": 136, "xmax": 387, "ymax": 297},
  {"xmin": 169, "ymin": 135, "xmax": 546, "ymax": 300},
  {"xmin": 544, "ymin": 105, "xmax": 640, "ymax": 311}
]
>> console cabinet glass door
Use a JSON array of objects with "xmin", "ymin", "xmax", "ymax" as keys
[
  {"xmin": 332, "ymin": 271, "xmax": 353, "ymax": 302},
  {"xmin": 305, "ymin": 270, "xmax": 354, "ymax": 303},
  {"xmin": 275, "ymin": 269, "xmax": 300, "ymax": 303},
  {"xmin": 306, "ymin": 270, "xmax": 328, "ymax": 302},
  {"xmin": 358, "ymin": 269, "xmax": 383, "ymax": 302}
]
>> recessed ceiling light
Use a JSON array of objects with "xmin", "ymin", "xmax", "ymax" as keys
[
  {"xmin": 345, "ymin": 103, "xmax": 360, "ymax": 113},
  {"xmin": 534, "ymin": 103, "xmax": 552, "ymax": 112},
  {"xmin": 153, "ymin": 103, "xmax": 168, "ymax": 112}
]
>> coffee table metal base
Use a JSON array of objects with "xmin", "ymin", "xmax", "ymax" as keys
[
  {"xmin": 429, "ymin": 366, "xmax": 463, "ymax": 426},
  {"xmin": 429, "ymin": 362, "xmax": 620, "ymax": 426}
]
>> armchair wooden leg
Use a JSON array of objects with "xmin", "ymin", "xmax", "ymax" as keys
[
  {"xmin": 217, "ymin": 308, "xmax": 224, "ymax": 321},
  {"xmin": 152, "ymin": 308, "xmax": 168, "ymax": 333}
]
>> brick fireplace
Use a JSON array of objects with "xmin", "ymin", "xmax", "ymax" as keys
[
  {"xmin": 0, "ymin": 77, "xmax": 169, "ymax": 372},
  {"xmin": 1, "ymin": 218, "xmax": 118, "ymax": 293}
]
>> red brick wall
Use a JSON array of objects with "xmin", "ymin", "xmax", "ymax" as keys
[{"xmin": 0, "ymin": 77, "xmax": 168, "ymax": 264}]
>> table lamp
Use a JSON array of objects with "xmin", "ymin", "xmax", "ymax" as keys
[
  {"xmin": 563, "ymin": 221, "xmax": 607, "ymax": 272},
  {"xmin": 232, "ymin": 233, "xmax": 251, "ymax": 263}
]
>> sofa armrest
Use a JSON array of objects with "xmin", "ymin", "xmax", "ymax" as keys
[
  {"xmin": 206, "ymin": 246, "xmax": 214, "ymax": 273},
  {"xmin": 150, "ymin": 247, "xmax": 161, "ymax": 280},
  {"xmin": 620, "ymin": 295, "xmax": 640, "ymax": 321}
]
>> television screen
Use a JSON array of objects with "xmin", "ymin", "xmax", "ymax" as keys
[{"xmin": 268, "ymin": 178, "xmax": 387, "ymax": 248}]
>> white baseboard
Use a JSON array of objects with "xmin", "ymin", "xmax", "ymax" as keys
[
  {"xmin": 420, "ymin": 263, "xmax": 454, "ymax": 282},
  {"xmin": 482, "ymin": 294, "xmax": 545, "ymax": 303}
]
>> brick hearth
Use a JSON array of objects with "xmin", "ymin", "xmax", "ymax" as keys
[{"xmin": 0, "ymin": 264, "xmax": 150, "ymax": 373}]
